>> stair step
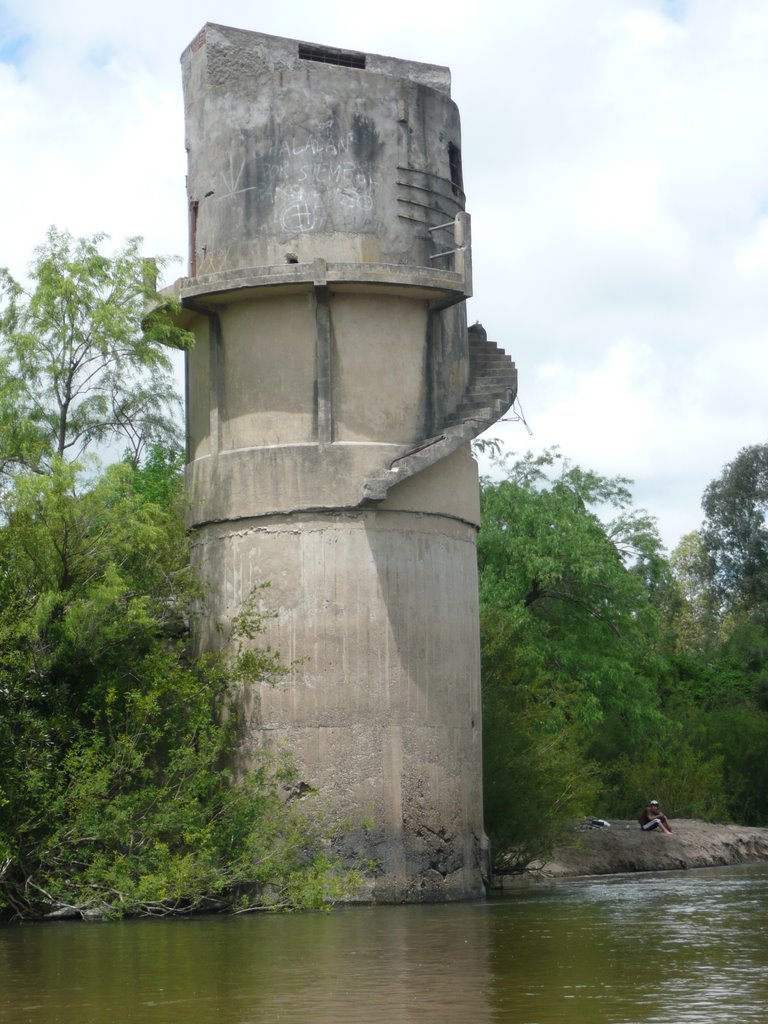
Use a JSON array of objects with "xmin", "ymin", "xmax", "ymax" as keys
[
  {"xmin": 469, "ymin": 354, "xmax": 513, "ymax": 367},
  {"xmin": 468, "ymin": 377, "xmax": 516, "ymax": 392},
  {"xmin": 469, "ymin": 345, "xmax": 509, "ymax": 358},
  {"xmin": 467, "ymin": 375, "xmax": 517, "ymax": 390},
  {"xmin": 445, "ymin": 407, "xmax": 496, "ymax": 425},
  {"xmin": 469, "ymin": 360, "xmax": 511, "ymax": 372}
]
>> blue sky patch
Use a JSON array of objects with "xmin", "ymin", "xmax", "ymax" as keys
[
  {"xmin": 661, "ymin": 0, "xmax": 690, "ymax": 22},
  {"xmin": 85, "ymin": 45, "xmax": 118, "ymax": 71},
  {"xmin": 0, "ymin": 32, "xmax": 30, "ymax": 67}
]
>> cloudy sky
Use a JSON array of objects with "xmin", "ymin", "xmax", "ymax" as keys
[{"xmin": 2, "ymin": 0, "xmax": 767, "ymax": 551}]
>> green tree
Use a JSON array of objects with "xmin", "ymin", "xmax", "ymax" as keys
[
  {"xmin": 0, "ymin": 227, "xmax": 192, "ymax": 478},
  {"xmin": 479, "ymin": 450, "xmax": 669, "ymax": 728},
  {"xmin": 478, "ymin": 450, "xmax": 673, "ymax": 862},
  {"xmin": 0, "ymin": 231, "xmax": 355, "ymax": 917},
  {"xmin": 668, "ymin": 531, "xmax": 721, "ymax": 654},
  {"xmin": 668, "ymin": 444, "xmax": 768, "ymax": 825},
  {"xmin": 0, "ymin": 455, "xmax": 355, "ymax": 918},
  {"xmin": 691, "ymin": 703, "xmax": 768, "ymax": 825},
  {"xmin": 701, "ymin": 443, "xmax": 768, "ymax": 612}
]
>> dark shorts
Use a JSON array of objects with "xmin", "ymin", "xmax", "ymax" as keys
[{"xmin": 642, "ymin": 818, "xmax": 661, "ymax": 831}]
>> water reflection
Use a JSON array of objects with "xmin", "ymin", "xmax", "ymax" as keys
[
  {"xmin": 486, "ymin": 867, "xmax": 768, "ymax": 1023},
  {"xmin": 1, "ymin": 865, "xmax": 767, "ymax": 1023},
  {"xmin": 0, "ymin": 904, "xmax": 495, "ymax": 1024}
]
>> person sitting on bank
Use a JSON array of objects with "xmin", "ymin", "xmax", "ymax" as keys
[{"xmin": 639, "ymin": 799, "xmax": 672, "ymax": 834}]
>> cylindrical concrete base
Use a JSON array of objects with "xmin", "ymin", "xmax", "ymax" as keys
[{"xmin": 192, "ymin": 509, "xmax": 486, "ymax": 901}]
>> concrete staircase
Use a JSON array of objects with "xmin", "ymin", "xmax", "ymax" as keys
[
  {"xmin": 362, "ymin": 325, "xmax": 517, "ymax": 501},
  {"xmin": 444, "ymin": 325, "xmax": 518, "ymax": 431}
]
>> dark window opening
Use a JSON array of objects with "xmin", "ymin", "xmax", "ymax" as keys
[
  {"xmin": 448, "ymin": 142, "xmax": 463, "ymax": 197},
  {"xmin": 189, "ymin": 200, "xmax": 199, "ymax": 277},
  {"xmin": 298, "ymin": 43, "xmax": 366, "ymax": 69}
]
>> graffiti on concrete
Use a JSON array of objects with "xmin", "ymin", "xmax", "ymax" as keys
[{"xmin": 216, "ymin": 116, "xmax": 381, "ymax": 237}]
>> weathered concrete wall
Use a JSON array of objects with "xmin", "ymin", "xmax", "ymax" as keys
[
  {"xmin": 182, "ymin": 24, "xmax": 462, "ymax": 275},
  {"xmin": 193, "ymin": 505, "xmax": 484, "ymax": 900},
  {"xmin": 175, "ymin": 24, "xmax": 513, "ymax": 901}
]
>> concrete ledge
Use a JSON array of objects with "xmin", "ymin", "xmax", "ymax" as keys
[
  {"xmin": 494, "ymin": 819, "xmax": 768, "ymax": 887},
  {"xmin": 185, "ymin": 442, "xmax": 480, "ymax": 527},
  {"xmin": 174, "ymin": 260, "xmax": 469, "ymax": 309}
]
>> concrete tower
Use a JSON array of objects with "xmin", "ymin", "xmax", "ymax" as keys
[{"xmin": 176, "ymin": 24, "xmax": 517, "ymax": 901}]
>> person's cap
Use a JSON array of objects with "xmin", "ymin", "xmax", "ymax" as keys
[{"xmin": 650, "ymin": 799, "xmax": 659, "ymax": 805}]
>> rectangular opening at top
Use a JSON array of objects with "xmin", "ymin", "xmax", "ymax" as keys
[{"xmin": 298, "ymin": 43, "xmax": 366, "ymax": 69}]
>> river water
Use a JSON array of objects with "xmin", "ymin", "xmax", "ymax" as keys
[{"xmin": 1, "ymin": 864, "xmax": 767, "ymax": 1023}]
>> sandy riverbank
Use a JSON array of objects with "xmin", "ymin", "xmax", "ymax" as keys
[{"xmin": 494, "ymin": 819, "xmax": 768, "ymax": 887}]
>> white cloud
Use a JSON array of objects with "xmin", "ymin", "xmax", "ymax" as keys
[{"xmin": 2, "ymin": 0, "xmax": 767, "ymax": 552}]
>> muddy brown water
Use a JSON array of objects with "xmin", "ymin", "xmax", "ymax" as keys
[{"xmin": 1, "ymin": 863, "xmax": 767, "ymax": 1023}]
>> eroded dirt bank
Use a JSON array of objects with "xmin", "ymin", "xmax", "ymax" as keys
[{"xmin": 494, "ymin": 819, "xmax": 768, "ymax": 887}]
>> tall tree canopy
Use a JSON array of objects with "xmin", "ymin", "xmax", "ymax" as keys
[
  {"xmin": 0, "ymin": 227, "xmax": 192, "ymax": 478},
  {"xmin": 701, "ymin": 443, "xmax": 768, "ymax": 612},
  {"xmin": 668, "ymin": 441, "xmax": 768, "ymax": 827},
  {"xmin": 477, "ymin": 450, "xmax": 677, "ymax": 862},
  {"xmin": 0, "ymin": 454, "xmax": 354, "ymax": 918},
  {"xmin": 0, "ymin": 230, "xmax": 355, "ymax": 919}
]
